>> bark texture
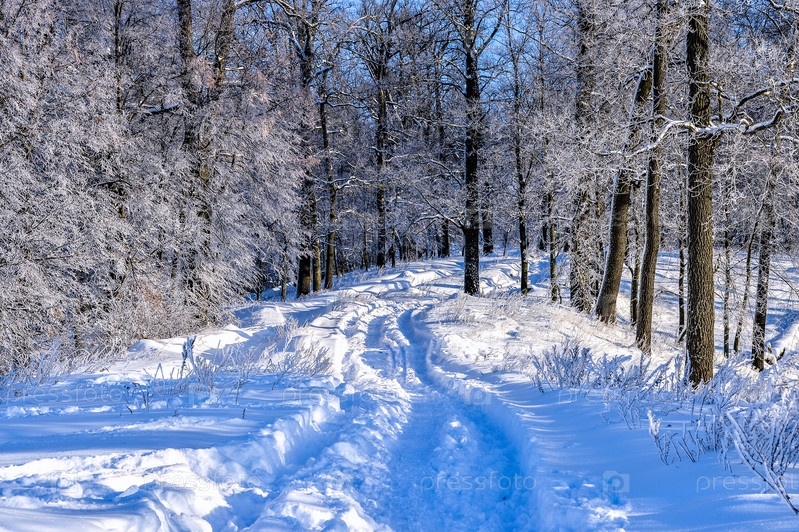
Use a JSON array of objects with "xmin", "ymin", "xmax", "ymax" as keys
[
  {"xmin": 636, "ymin": 0, "xmax": 668, "ymax": 351},
  {"xmin": 686, "ymin": 1, "xmax": 717, "ymax": 385}
]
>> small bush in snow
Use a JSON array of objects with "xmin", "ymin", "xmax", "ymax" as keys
[
  {"xmin": 272, "ymin": 338, "xmax": 332, "ymax": 387},
  {"xmin": 274, "ymin": 317, "xmax": 299, "ymax": 347},
  {"xmin": 486, "ymin": 293, "xmax": 524, "ymax": 320},
  {"xmin": 180, "ymin": 336, "xmax": 223, "ymax": 392},
  {"xmin": 531, "ymin": 341, "xmax": 594, "ymax": 390},
  {"xmin": 724, "ymin": 389, "xmax": 799, "ymax": 514},
  {"xmin": 443, "ymin": 293, "xmax": 475, "ymax": 323},
  {"xmin": 0, "ymin": 339, "xmax": 81, "ymax": 398}
]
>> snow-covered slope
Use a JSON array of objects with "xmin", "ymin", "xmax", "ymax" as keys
[{"xmin": 1, "ymin": 255, "xmax": 798, "ymax": 530}]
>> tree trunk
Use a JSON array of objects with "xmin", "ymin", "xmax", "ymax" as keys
[
  {"xmin": 281, "ymin": 243, "xmax": 288, "ymax": 302},
  {"xmin": 481, "ymin": 179, "xmax": 494, "ymax": 255},
  {"xmin": 462, "ymin": 0, "xmax": 481, "ymax": 296},
  {"xmin": 312, "ymin": 231, "xmax": 322, "ymax": 292},
  {"xmin": 570, "ymin": 1, "xmax": 598, "ymax": 312},
  {"xmin": 113, "ymin": 0, "xmax": 126, "ymax": 114},
  {"xmin": 518, "ymin": 176, "xmax": 529, "ymax": 295},
  {"xmin": 752, "ymin": 153, "xmax": 778, "ymax": 371},
  {"xmin": 440, "ymin": 220, "xmax": 451, "ymax": 257},
  {"xmin": 321, "ymin": 89, "xmax": 336, "ymax": 290},
  {"xmin": 722, "ymin": 173, "xmax": 732, "ymax": 356},
  {"xmin": 297, "ymin": 252, "xmax": 312, "ymax": 298},
  {"xmin": 509, "ymin": 26, "xmax": 529, "ymax": 295},
  {"xmin": 545, "ymin": 189, "xmax": 559, "ymax": 302},
  {"xmin": 297, "ymin": 172, "xmax": 316, "ymax": 297},
  {"xmin": 362, "ymin": 230, "xmax": 370, "ymax": 270},
  {"xmin": 630, "ymin": 237, "xmax": 641, "ymax": 326},
  {"xmin": 686, "ymin": 1, "xmax": 717, "ymax": 385},
  {"xmin": 636, "ymin": 0, "xmax": 668, "ymax": 352},
  {"xmin": 175, "ymin": 0, "xmax": 237, "ymax": 323},
  {"xmin": 678, "ymin": 168, "xmax": 686, "ymax": 341},
  {"xmin": 733, "ymin": 208, "xmax": 760, "ymax": 353},
  {"xmin": 595, "ymin": 68, "xmax": 652, "ymax": 322},
  {"xmin": 376, "ymin": 81, "xmax": 388, "ymax": 268}
]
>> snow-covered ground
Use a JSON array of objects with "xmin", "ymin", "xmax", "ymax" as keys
[{"xmin": 1, "ymin": 254, "xmax": 799, "ymax": 530}]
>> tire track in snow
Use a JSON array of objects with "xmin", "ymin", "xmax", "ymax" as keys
[
  {"xmin": 349, "ymin": 295, "xmax": 535, "ymax": 530},
  {"xmin": 246, "ymin": 270, "xmax": 535, "ymax": 529},
  {"xmin": 246, "ymin": 299, "xmax": 414, "ymax": 530}
]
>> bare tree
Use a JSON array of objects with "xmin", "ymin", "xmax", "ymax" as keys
[
  {"xmin": 685, "ymin": 0, "xmax": 717, "ymax": 385},
  {"xmin": 636, "ymin": 0, "xmax": 671, "ymax": 352},
  {"xmin": 752, "ymin": 141, "xmax": 780, "ymax": 370},
  {"xmin": 434, "ymin": 0, "xmax": 505, "ymax": 295},
  {"xmin": 595, "ymin": 67, "xmax": 652, "ymax": 323}
]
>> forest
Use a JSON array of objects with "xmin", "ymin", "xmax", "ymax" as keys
[{"xmin": 1, "ymin": 0, "xmax": 798, "ymax": 385}]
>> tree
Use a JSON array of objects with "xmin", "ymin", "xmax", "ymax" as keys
[
  {"xmin": 752, "ymin": 142, "xmax": 780, "ymax": 370},
  {"xmin": 503, "ymin": 3, "xmax": 533, "ymax": 294},
  {"xmin": 569, "ymin": 0, "xmax": 600, "ymax": 312},
  {"xmin": 595, "ymin": 67, "xmax": 652, "ymax": 323},
  {"xmin": 269, "ymin": 0, "xmax": 333, "ymax": 296},
  {"xmin": 353, "ymin": 0, "xmax": 402, "ymax": 269},
  {"xmin": 433, "ymin": 0, "xmax": 505, "ymax": 295},
  {"xmin": 685, "ymin": 0, "xmax": 717, "ymax": 385},
  {"xmin": 636, "ymin": 0, "xmax": 670, "ymax": 352}
]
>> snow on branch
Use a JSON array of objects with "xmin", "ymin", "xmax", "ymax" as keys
[{"xmin": 602, "ymin": 77, "xmax": 798, "ymax": 160}]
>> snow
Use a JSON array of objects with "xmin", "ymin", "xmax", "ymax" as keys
[{"xmin": 1, "ymin": 254, "xmax": 799, "ymax": 530}]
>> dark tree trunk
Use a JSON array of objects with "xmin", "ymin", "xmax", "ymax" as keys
[
  {"xmin": 363, "ymin": 230, "xmax": 370, "ymax": 270},
  {"xmin": 113, "ymin": 0, "xmax": 126, "ymax": 114},
  {"xmin": 629, "ymin": 236, "xmax": 640, "ymax": 325},
  {"xmin": 753, "ymin": 155, "xmax": 778, "ymax": 371},
  {"xmin": 281, "ymin": 243, "xmax": 288, "ymax": 302},
  {"xmin": 629, "ymin": 168, "xmax": 642, "ymax": 326},
  {"xmin": 297, "ymin": 253, "xmax": 312, "ymax": 298},
  {"xmin": 291, "ymin": 11, "xmax": 322, "ymax": 296},
  {"xmin": 376, "ymin": 183, "xmax": 387, "ymax": 268},
  {"xmin": 636, "ymin": 0, "xmax": 668, "ymax": 352},
  {"xmin": 440, "ymin": 220, "xmax": 451, "ymax": 258},
  {"xmin": 686, "ymin": 1, "xmax": 717, "ymax": 385},
  {"xmin": 545, "ymin": 189, "xmax": 559, "ymax": 301},
  {"xmin": 595, "ymin": 68, "xmax": 652, "ymax": 322},
  {"xmin": 211, "ymin": 0, "xmax": 237, "ymax": 100},
  {"xmin": 320, "ymin": 88, "xmax": 336, "ymax": 290},
  {"xmin": 375, "ymin": 82, "xmax": 388, "ymax": 268},
  {"xmin": 481, "ymin": 179, "xmax": 494, "ymax": 255},
  {"xmin": 570, "ymin": 2, "xmax": 598, "ymax": 312},
  {"xmin": 364, "ymin": 2, "xmax": 395, "ymax": 270},
  {"xmin": 509, "ymin": 24, "xmax": 529, "ymax": 295},
  {"xmin": 297, "ymin": 174, "xmax": 317, "ymax": 297},
  {"xmin": 312, "ymin": 230, "xmax": 322, "ymax": 292},
  {"xmin": 518, "ymin": 176, "xmax": 529, "ymax": 295},
  {"xmin": 462, "ymin": 0, "xmax": 482, "ymax": 296}
]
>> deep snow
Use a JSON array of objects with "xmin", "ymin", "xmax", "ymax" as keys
[{"xmin": 1, "ymin": 254, "xmax": 798, "ymax": 531}]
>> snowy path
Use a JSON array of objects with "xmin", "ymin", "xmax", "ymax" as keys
[
  {"xmin": 366, "ymin": 308, "xmax": 533, "ymax": 530},
  {"xmin": 247, "ymin": 267, "xmax": 536, "ymax": 529},
  {"xmin": 2, "ymin": 256, "xmax": 799, "ymax": 530}
]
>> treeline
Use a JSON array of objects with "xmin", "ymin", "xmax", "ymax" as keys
[{"xmin": 1, "ymin": 0, "xmax": 798, "ymax": 379}]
